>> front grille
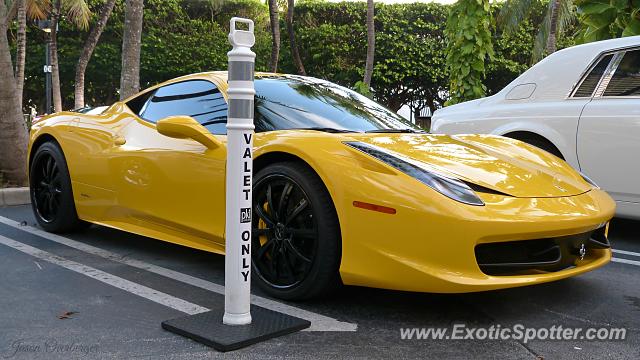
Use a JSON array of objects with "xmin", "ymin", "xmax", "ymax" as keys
[{"xmin": 475, "ymin": 226, "xmax": 609, "ymax": 276}]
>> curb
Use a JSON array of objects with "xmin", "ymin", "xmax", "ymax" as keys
[{"xmin": 0, "ymin": 187, "xmax": 30, "ymax": 206}]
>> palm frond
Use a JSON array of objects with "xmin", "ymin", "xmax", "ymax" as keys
[
  {"xmin": 498, "ymin": 0, "xmax": 535, "ymax": 34},
  {"xmin": 531, "ymin": 0, "xmax": 575, "ymax": 63},
  {"xmin": 26, "ymin": 0, "xmax": 51, "ymax": 20},
  {"xmin": 62, "ymin": 0, "xmax": 90, "ymax": 29},
  {"xmin": 557, "ymin": 0, "xmax": 576, "ymax": 34},
  {"xmin": 532, "ymin": 1, "xmax": 552, "ymax": 63}
]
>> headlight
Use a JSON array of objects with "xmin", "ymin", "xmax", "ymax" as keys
[
  {"xmin": 580, "ymin": 171, "xmax": 600, "ymax": 189},
  {"xmin": 345, "ymin": 141, "xmax": 485, "ymax": 206}
]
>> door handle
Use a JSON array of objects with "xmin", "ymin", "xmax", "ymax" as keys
[{"xmin": 113, "ymin": 136, "xmax": 126, "ymax": 146}]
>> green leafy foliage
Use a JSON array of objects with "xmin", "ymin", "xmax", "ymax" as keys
[
  {"xmin": 499, "ymin": 0, "xmax": 576, "ymax": 63},
  {"xmin": 488, "ymin": 1, "xmax": 577, "ymax": 93},
  {"xmin": 17, "ymin": 0, "xmax": 272, "ymax": 109},
  {"xmin": 445, "ymin": 0, "xmax": 495, "ymax": 105},
  {"xmin": 9, "ymin": 0, "xmax": 570, "ymax": 114},
  {"xmin": 293, "ymin": 2, "xmax": 450, "ymax": 111},
  {"xmin": 353, "ymin": 80, "xmax": 372, "ymax": 97},
  {"xmin": 575, "ymin": 0, "xmax": 640, "ymax": 42}
]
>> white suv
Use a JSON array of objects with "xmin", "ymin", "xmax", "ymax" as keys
[{"xmin": 431, "ymin": 36, "xmax": 640, "ymax": 219}]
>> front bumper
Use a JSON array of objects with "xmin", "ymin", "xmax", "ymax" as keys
[{"xmin": 338, "ymin": 188, "xmax": 615, "ymax": 293}]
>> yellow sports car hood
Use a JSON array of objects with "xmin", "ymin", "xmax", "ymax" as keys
[{"xmin": 345, "ymin": 133, "xmax": 591, "ymax": 198}]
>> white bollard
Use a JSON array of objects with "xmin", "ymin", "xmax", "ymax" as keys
[{"xmin": 223, "ymin": 17, "xmax": 256, "ymax": 326}]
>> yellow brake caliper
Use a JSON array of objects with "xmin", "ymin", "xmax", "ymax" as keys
[{"xmin": 258, "ymin": 202, "xmax": 270, "ymax": 259}]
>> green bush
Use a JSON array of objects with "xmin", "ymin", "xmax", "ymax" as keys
[
  {"xmin": 575, "ymin": 0, "xmax": 640, "ymax": 42},
  {"xmin": 445, "ymin": 0, "xmax": 494, "ymax": 105},
  {"xmin": 10, "ymin": 0, "xmax": 571, "ymax": 114}
]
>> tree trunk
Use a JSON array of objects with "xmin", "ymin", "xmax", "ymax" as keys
[
  {"xmin": 50, "ymin": 0, "xmax": 63, "ymax": 112},
  {"xmin": 386, "ymin": 97, "xmax": 403, "ymax": 113},
  {"xmin": 120, "ymin": 0, "xmax": 144, "ymax": 100},
  {"xmin": 546, "ymin": 0, "xmax": 559, "ymax": 54},
  {"xmin": 0, "ymin": 1, "xmax": 29, "ymax": 185},
  {"xmin": 426, "ymin": 97, "xmax": 436, "ymax": 117},
  {"xmin": 75, "ymin": 0, "xmax": 117, "ymax": 108},
  {"xmin": 15, "ymin": 0, "xmax": 26, "ymax": 112},
  {"xmin": 363, "ymin": 0, "xmax": 375, "ymax": 87},
  {"xmin": 268, "ymin": 0, "xmax": 280, "ymax": 73},
  {"xmin": 7, "ymin": 0, "xmax": 17, "ymax": 21},
  {"xmin": 286, "ymin": 0, "xmax": 305, "ymax": 75}
]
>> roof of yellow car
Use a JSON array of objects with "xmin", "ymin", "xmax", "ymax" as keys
[{"xmin": 121, "ymin": 71, "xmax": 289, "ymax": 103}]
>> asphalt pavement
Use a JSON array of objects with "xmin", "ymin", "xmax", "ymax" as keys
[{"xmin": 0, "ymin": 204, "xmax": 638, "ymax": 359}]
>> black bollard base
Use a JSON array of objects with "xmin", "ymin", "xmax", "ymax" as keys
[{"xmin": 161, "ymin": 305, "xmax": 311, "ymax": 352}]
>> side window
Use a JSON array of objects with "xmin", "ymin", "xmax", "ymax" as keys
[
  {"xmin": 573, "ymin": 54, "xmax": 613, "ymax": 97},
  {"xmin": 604, "ymin": 50, "xmax": 640, "ymax": 97},
  {"xmin": 126, "ymin": 91, "xmax": 153, "ymax": 114},
  {"xmin": 139, "ymin": 80, "xmax": 228, "ymax": 134}
]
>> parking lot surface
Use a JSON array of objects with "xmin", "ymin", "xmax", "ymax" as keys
[{"xmin": 0, "ymin": 204, "xmax": 639, "ymax": 359}]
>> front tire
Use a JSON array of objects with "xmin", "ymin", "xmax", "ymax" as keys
[
  {"xmin": 30, "ymin": 141, "xmax": 86, "ymax": 233},
  {"xmin": 508, "ymin": 134, "xmax": 565, "ymax": 160},
  {"xmin": 251, "ymin": 162, "xmax": 341, "ymax": 300}
]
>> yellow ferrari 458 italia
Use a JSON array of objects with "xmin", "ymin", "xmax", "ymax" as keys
[{"xmin": 28, "ymin": 72, "xmax": 615, "ymax": 300}]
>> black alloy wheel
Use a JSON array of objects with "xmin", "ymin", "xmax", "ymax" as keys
[
  {"xmin": 32, "ymin": 152, "xmax": 62, "ymax": 223},
  {"xmin": 30, "ymin": 142, "xmax": 86, "ymax": 233},
  {"xmin": 252, "ymin": 162, "xmax": 341, "ymax": 300}
]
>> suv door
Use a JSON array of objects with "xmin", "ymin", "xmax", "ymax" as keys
[{"xmin": 577, "ymin": 48, "xmax": 640, "ymax": 210}]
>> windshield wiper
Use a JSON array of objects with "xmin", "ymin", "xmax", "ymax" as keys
[
  {"xmin": 296, "ymin": 127, "xmax": 360, "ymax": 133},
  {"xmin": 365, "ymin": 128, "xmax": 425, "ymax": 134}
]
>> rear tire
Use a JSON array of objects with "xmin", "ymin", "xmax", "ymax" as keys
[
  {"xmin": 251, "ymin": 162, "xmax": 341, "ymax": 300},
  {"xmin": 30, "ymin": 142, "xmax": 87, "ymax": 233}
]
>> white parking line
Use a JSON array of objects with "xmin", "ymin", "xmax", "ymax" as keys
[
  {"xmin": 612, "ymin": 249, "xmax": 640, "ymax": 258},
  {"xmin": 0, "ymin": 234, "xmax": 209, "ymax": 315},
  {"xmin": 612, "ymin": 257, "xmax": 640, "ymax": 267},
  {"xmin": 612, "ymin": 249, "xmax": 640, "ymax": 267},
  {"xmin": 0, "ymin": 216, "xmax": 356, "ymax": 332}
]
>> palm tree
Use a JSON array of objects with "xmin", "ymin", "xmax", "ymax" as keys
[
  {"xmin": 499, "ymin": 0, "xmax": 574, "ymax": 63},
  {"xmin": 14, "ymin": 0, "xmax": 26, "ymax": 111},
  {"xmin": 286, "ymin": 0, "xmax": 304, "ymax": 75},
  {"xmin": 120, "ymin": 0, "xmax": 144, "ymax": 100},
  {"xmin": 50, "ymin": 0, "xmax": 62, "ymax": 111},
  {"xmin": 545, "ymin": 0, "xmax": 560, "ymax": 54},
  {"xmin": 13, "ymin": 0, "xmax": 50, "ymax": 113},
  {"xmin": 0, "ymin": 0, "xmax": 29, "ymax": 185},
  {"xmin": 363, "ymin": 0, "xmax": 375, "ymax": 87},
  {"xmin": 1, "ymin": 0, "xmax": 90, "ymax": 186},
  {"xmin": 267, "ymin": 0, "xmax": 280, "ymax": 72},
  {"xmin": 74, "ymin": 0, "xmax": 116, "ymax": 108},
  {"xmin": 49, "ymin": 0, "xmax": 91, "ymax": 111}
]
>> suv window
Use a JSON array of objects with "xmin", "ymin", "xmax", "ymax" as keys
[
  {"xmin": 573, "ymin": 54, "xmax": 613, "ymax": 97},
  {"xmin": 604, "ymin": 50, "xmax": 640, "ymax": 97},
  {"xmin": 138, "ymin": 80, "xmax": 228, "ymax": 134}
]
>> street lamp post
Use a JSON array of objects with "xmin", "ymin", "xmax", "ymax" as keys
[{"xmin": 37, "ymin": 20, "xmax": 53, "ymax": 115}]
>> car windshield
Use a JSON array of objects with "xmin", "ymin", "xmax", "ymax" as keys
[{"xmin": 254, "ymin": 76, "xmax": 421, "ymax": 133}]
